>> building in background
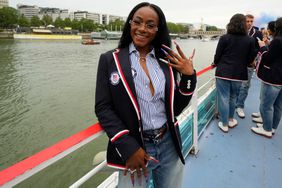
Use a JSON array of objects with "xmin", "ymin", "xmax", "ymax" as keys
[
  {"xmin": 0, "ymin": 0, "xmax": 8, "ymax": 8},
  {"xmin": 101, "ymin": 14, "xmax": 126, "ymax": 25},
  {"xmin": 38, "ymin": 7, "xmax": 69, "ymax": 21},
  {"xmin": 38, "ymin": 7, "xmax": 60, "ymax": 21},
  {"xmin": 72, "ymin": 11, "xmax": 100, "ymax": 23},
  {"xmin": 17, "ymin": 4, "xmax": 40, "ymax": 19}
]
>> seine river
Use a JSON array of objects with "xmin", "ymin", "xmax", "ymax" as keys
[{"xmin": 0, "ymin": 39, "xmax": 217, "ymax": 187}]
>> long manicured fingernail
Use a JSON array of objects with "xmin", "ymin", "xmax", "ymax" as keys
[
  {"xmin": 191, "ymin": 48, "xmax": 195, "ymax": 58},
  {"xmin": 131, "ymin": 175, "xmax": 135, "ymax": 186},
  {"xmin": 159, "ymin": 58, "xmax": 169, "ymax": 64},
  {"xmin": 149, "ymin": 156, "xmax": 159, "ymax": 163},
  {"xmin": 138, "ymin": 176, "xmax": 142, "ymax": 186},
  {"xmin": 162, "ymin": 44, "xmax": 172, "ymax": 50},
  {"xmin": 161, "ymin": 48, "xmax": 168, "ymax": 55}
]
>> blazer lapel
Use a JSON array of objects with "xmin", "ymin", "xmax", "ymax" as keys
[
  {"xmin": 116, "ymin": 47, "xmax": 137, "ymax": 98},
  {"xmin": 112, "ymin": 47, "xmax": 140, "ymax": 120}
]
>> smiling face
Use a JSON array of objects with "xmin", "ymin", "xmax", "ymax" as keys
[{"xmin": 130, "ymin": 6, "xmax": 159, "ymax": 53}]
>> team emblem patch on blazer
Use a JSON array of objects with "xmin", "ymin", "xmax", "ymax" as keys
[{"xmin": 110, "ymin": 72, "xmax": 120, "ymax": 85}]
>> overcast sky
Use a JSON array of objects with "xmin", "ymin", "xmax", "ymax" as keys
[{"xmin": 9, "ymin": 0, "xmax": 281, "ymax": 28}]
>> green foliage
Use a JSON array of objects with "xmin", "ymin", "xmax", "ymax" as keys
[
  {"xmin": 71, "ymin": 19, "xmax": 80, "ymax": 30},
  {"xmin": 54, "ymin": 17, "xmax": 65, "ymax": 28},
  {"xmin": 18, "ymin": 15, "xmax": 30, "ymax": 27},
  {"xmin": 106, "ymin": 19, "xmax": 124, "ymax": 31},
  {"xmin": 42, "ymin": 15, "xmax": 53, "ymax": 26},
  {"xmin": 80, "ymin": 18, "xmax": 94, "ymax": 32},
  {"xmin": 206, "ymin": 25, "xmax": 218, "ymax": 31},
  {"xmin": 30, "ymin": 16, "xmax": 42, "ymax": 27},
  {"xmin": 0, "ymin": 7, "xmax": 19, "ymax": 28},
  {"xmin": 167, "ymin": 22, "xmax": 189, "ymax": 33},
  {"xmin": 64, "ymin": 18, "xmax": 72, "ymax": 27}
]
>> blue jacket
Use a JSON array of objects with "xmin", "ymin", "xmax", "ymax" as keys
[{"xmin": 95, "ymin": 47, "xmax": 196, "ymax": 169}]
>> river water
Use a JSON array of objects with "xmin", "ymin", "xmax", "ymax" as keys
[{"xmin": 0, "ymin": 39, "xmax": 217, "ymax": 187}]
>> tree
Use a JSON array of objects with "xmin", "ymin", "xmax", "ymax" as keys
[
  {"xmin": 167, "ymin": 22, "xmax": 189, "ymax": 34},
  {"xmin": 30, "ymin": 16, "xmax": 42, "ymax": 27},
  {"xmin": 80, "ymin": 18, "xmax": 94, "ymax": 32},
  {"xmin": 167, "ymin": 22, "xmax": 178, "ymax": 33},
  {"xmin": 64, "ymin": 18, "xmax": 72, "ymax": 27},
  {"xmin": 41, "ymin": 15, "xmax": 53, "ymax": 26},
  {"xmin": 71, "ymin": 19, "xmax": 80, "ymax": 31},
  {"xmin": 18, "ymin": 15, "xmax": 30, "ymax": 27},
  {"xmin": 0, "ymin": 7, "xmax": 19, "ymax": 28},
  {"xmin": 206, "ymin": 25, "xmax": 218, "ymax": 31},
  {"xmin": 107, "ymin": 19, "xmax": 124, "ymax": 31},
  {"xmin": 54, "ymin": 17, "xmax": 65, "ymax": 28},
  {"xmin": 96, "ymin": 23, "xmax": 106, "ymax": 31}
]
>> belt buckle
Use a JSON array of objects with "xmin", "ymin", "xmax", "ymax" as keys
[
  {"xmin": 152, "ymin": 136, "xmax": 161, "ymax": 144},
  {"xmin": 152, "ymin": 130, "xmax": 165, "ymax": 144}
]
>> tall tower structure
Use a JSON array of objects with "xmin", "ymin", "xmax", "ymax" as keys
[{"xmin": 0, "ymin": 0, "xmax": 9, "ymax": 8}]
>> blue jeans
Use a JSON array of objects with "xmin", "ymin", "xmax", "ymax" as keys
[
  {"xmin": 216, "ymin": 78, "xmax": 242, "ymax": 125},
  {"xmin": 117, "ymin": 131, "xmax": 184, "ymax": 188},
  {"xmin": 236, "ymin": 67, "xmax": 254, "ymax": 108},
  {"xmin": 259, "ymin": 82, "xmax": 282, "ymax": 131}
]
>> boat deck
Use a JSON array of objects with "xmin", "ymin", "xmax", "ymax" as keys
[{"xmin": 183, "ymin": 76, "xmax": 282, "ymax": 188}]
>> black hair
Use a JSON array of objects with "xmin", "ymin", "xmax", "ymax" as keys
[
  {"xmin": 267, "ymin": 21, "xmax": 275, "ymax": 34},
  {"xmin": 227, "ymin": 13, "xmax": 247, "ymax": 35},
  {"xmin": 118, "ymin": 2, "xmax": 171, "ymax": 59},
  {"xmin": 274, "ymin": 17, "xmax": 282, "ymax": 37}
]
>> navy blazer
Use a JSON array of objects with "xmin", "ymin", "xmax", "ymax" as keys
[
  {"xmin": 95, "ymin": 47, "xmax": 197, "ymax": 169},
  {"xmin": 214, "ymin": 34, "xmax": 256, "ymax": 81},
  {"xmin": 256, "ymin": 36, "xmax": 282, "ymax": 86},
  {"xmin": 249, "ymin": 26, "xmax": 263, "ymax": 54}
]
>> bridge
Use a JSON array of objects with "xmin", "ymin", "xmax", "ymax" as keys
[{"xmin": 171, "ymin": 30, "xmax": 226, "ymax": 39}]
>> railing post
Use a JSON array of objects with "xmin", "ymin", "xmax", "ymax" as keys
[
  {"xmin": 191, "ymin": 85, "xmax": 199, "ymax": 155},
  {"xmin": 69, "ymin": 160, "xmax": 107, "ymax": 188}
]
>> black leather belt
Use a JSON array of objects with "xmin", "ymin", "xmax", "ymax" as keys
[{"xmin": 143, "ymin": 123, "xmax": 168, "ymax": 144}]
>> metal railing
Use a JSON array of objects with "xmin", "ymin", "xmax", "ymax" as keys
[
  {"xmin": 0, "ymin": 65, "xmax": 215, "ymax": 188},
  {"xmin": 70, "ymin": 65, "xmax": 216, "ymax": 187}
]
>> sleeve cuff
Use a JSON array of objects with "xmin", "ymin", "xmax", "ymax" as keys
[{"xmin": 178, "ymin": 70, "xmax": 197, "ymax": 95}]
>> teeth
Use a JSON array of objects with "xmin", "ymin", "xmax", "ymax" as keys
[{"xmin": 136, "ymin": 34, "xmax": 146, "ymax": 39}]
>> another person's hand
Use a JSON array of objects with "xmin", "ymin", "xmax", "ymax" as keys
[
  {"xmin": 160, "ymin": 41, "xmax": 195, "ymax": 75},
  {"xmin": 258, "ymin": 40, "xmax": 266, "ymax": 48}
]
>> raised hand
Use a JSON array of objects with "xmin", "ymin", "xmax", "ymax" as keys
[{"xmin": 160, "ymin": 41, "xmax": 195, "ymax": 75}]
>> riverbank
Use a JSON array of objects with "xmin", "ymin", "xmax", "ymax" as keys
[
  {"xmin": 14, "ymin": 33, "xmax": 82, "ymax": 40},
  {"xmin": 0, "ymin": 31, "xmax": 14, "ymax": 39},
  {"xmin": 0, "ymin": 32, "xmax": 90, "ymax": 40}
]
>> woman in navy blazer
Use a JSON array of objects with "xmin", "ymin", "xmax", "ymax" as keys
[
  {"xmin": 95, "ymin": 2, "xmax": 196, "ymax": 188},
  {"xmin": 213, "ymin": 13, "xmax": 255, "ymax": 133},
  {"xmin": 251, "ymin": 17, "xmax": 282, "ymax": 138}
]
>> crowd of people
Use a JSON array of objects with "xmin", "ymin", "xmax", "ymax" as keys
[
  {"xmin": 95, "ymin": 2, "xmax": 281, "ymax": 187},
  {"xmin": 214, "ymin": 13, "xmax": 282, "ymax": 139}
]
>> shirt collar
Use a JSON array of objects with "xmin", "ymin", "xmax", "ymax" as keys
[{"xmin": 129, "ymin": 42, "xmax": 156, "ymax": 58}]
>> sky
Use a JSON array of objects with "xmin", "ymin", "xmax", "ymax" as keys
[{"xmin": 9, "ymin": 0, "xmax": 281, "ymax": 28}]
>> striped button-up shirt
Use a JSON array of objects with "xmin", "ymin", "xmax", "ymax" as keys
[{"xmin": 129, "ymin": 43, "xmax": 167, "ymax": 131}]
